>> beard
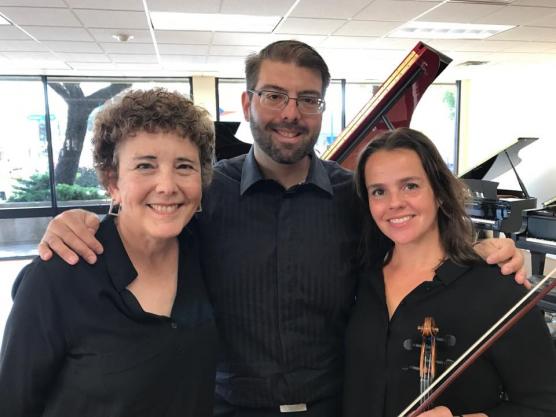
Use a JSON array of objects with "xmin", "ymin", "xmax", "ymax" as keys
[{"xmin": 249, "ymin": 119, "xmax": 320, "ymax": 165}]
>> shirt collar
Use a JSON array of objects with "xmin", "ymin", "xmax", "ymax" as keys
[
  {"xmin": 434, "ymin": 259, "xmax": 473, "ymax": 286},
  {"xmin": 239, "ymin": 147, "xmax": 334, "ymax": 196},
  {"xmin": 96, "ymin": 215, "xmax": 138, "ymax": 291}
]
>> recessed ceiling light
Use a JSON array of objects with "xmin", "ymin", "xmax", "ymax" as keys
[
  {"xmin": 112, "ymin": 33, "xmax": 134, "ymax": 42},
  {"xmin": 0, "ymin": 13, "xmax": 11, "ymax": 25},
  {"xmin": 389, "ymin": 21, "xmax": 514, "ymax": 40},
  {"xmin": 150, "ymin": 12, "xmax": 281, "ymax": 33}
]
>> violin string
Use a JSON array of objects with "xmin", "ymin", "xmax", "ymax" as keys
[{"xmin": 397, "ymin": 266, "xmax": 556, "ymax": 417}]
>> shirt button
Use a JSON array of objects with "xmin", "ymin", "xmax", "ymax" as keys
[{"xmin": 171, "ymin": 322, "xmax": 178, "ymax": 329}]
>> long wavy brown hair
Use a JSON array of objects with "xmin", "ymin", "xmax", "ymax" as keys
[{"xmin": 354, "ymin": 128, "xmax": 480, "ymax": 267}]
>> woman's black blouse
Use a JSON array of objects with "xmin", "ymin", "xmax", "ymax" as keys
[
  {"xmin": 0, "ymin": 216, "xmax": 218, "ymax": 417},
  {"xmin": 343, "ymin": 260, "xmax": 556, "ymax": 417}
]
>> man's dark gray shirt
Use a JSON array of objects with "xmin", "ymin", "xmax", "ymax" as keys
[{"xmin": 198, "ymin": 148, "xmax": 362, "ymax": 407}]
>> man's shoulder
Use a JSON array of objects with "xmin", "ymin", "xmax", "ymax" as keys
[
  {"xmin": 317, "ymin": 158, "xmax": 354, "ymax": 181},
  {"xmin": 213, "ymin": 154, "xmax": 247, "ymax": 179}
]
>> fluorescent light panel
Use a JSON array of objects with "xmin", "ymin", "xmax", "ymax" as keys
[
  {"xmin": 389, "ymin": 21, "xmax": 514, "ymax": 40},
  {"xmin": 151, "ymin": 12, "xmax": 280, "ymax": 33}
]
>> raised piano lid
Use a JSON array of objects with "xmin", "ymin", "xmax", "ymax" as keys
[
  {"xmin": 460, "ymin": 137, "xmax": 538, "ymax": 198},
  {"xmin": 322, "ymin": 41, "xmax": 452, "ymax": 170},
  {"xmin": 214, "ymin": 121, "xmax": 252, "ymax": 161}
]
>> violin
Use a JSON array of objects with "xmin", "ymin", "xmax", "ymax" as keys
[
  {"xmin": 399, "ymin": 266, "xmax": 556, "ymax": 417},
  {"xmin": 418, "ymin": 317, "xmax": 438, "ymax": 409}
]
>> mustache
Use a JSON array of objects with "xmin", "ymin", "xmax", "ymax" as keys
[{"xmin": 267, "ymin": 122, "xmax": 308, "ymax": 134}]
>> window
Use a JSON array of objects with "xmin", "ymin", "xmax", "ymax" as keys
[
  {"xmin": 217, "ymin": 79, "xmax": 246, "ymax": 122},
  {"xmin": 0, "ymin": 77, "xmax": 191, "ymax": 259},
  {"xmin": 46, "ymin": 79, "xmax": 192, "ymax": 207}
]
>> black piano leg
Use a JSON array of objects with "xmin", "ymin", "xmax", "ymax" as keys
[{"xmin": 530, "ymin": 251, "xmax": 546, "ymax": 276}]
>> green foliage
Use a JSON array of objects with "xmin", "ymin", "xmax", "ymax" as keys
[
  {"xmin": 8, "ymin": 173, "xmax": 51, "ymax": 202},
  {"xmin": 75, "ymin": 167, "xmax": 100, "ymax": 188},
  {"xmin": 56, "ymin": 183, "xmax": 103, "ymax": 201},
  {"xmin": 442, "ymin": 91, "xmax": 456, "ymax": 120},
  {"xmin": 8, "ymin": 172, "xmax": 104, "ymax": 202}
]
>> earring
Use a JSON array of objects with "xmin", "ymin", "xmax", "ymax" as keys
[
  {"xmin": 196, "ymin": 203, "xmax": 202, "ymax": 213},
  {"xmin": 108, "ymin": 200, "xmax": 121, "ymax": 216}
]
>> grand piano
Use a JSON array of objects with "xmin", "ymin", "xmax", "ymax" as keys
[
  {"xmin": 515, "ymin": 201, "xmax": 556, "ymax": 274},
  {"xmin": 459, "ymin": 137, "xmax": 538, "ymax": 237},
  {"xmin": 322, "ymin": 41, "xmax": 452, "ymax": 169}
]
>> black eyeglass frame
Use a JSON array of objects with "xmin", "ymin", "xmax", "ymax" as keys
[{"xmin": 248, "ymin": 89, "xmax": 326, "ymax": 114}]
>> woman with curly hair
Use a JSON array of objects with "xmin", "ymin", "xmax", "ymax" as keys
[{"xmin": 0, "ymin": 88, "xmax": 218, "ymax": 417}]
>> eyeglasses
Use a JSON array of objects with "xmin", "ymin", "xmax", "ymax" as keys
[{"xmin": 248, "ymin": 89, "xmax": 326, "ymax": 115}]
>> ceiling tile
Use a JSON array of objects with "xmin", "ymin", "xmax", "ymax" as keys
[
  {"xmin": 0, "ymin": 0, "xmax": 65, "ymax": 6},
  {"xmin": 321, "ymin": 36, "xmax": 380, "ymax": 49},
  {"xmin": 419, "ymin": 2, "xmax": 504, "ymax": 23},
  {"xmin": 476, "ymin": 5, "xmax": 556, "ymax": 25},
  {"xmin": 89, "ymin": 29, "xmax": 152, "ymax": 43},
  {"xmin": 371, "ymin": 37, "xmax": 422, "ymax": 50},
  {"xmin": 4, "ymin": 50, "xmax": 61, "ymax": 61},
  {"xmin": 73, "ymin": 9, "xmax": 149, "ymax": 29},
  {"xmin": 157, "ymin": 44, "xmax": 209, "ymax": 55},
  {"xmin": 334, "ymin": 20, "xmax": 401, "ymax": 37},
  {"xmin": 0, "ymin": 6, "xmax": 81, "ymax": 26},
  {"xmin": 355, "ymin": 0, "xmax": 437, "ymax": 22},
  {"xmin": 489, "ymin": 25, "xmax": 556, "ymax": 42},
  {"xmin": 57, "ymin": 52, "xmax": 110, "ymax": 62},
  {"xmin": 291, "ymin": 0, "xmax": 369, "ymax": 19},
  {"xmin": 212, "ymin": 32, "xmax": 274, "ymax": 46},
  {"xmin": 511, "ymin": 0, "xmax": 556, "ymax": 7},
  {"xmin": 209, "ymin": 45, "xmax": 259, "ymax": 56},
  {"xmin": 22, "ymin": 26, "xmax": 94, "ymax": 41},
  {"xmin": 116, "ymin": 62, "xmax": 162, "ymax": 70},
  {"xmin": 65, "ymin": 62, "xmax": 117, "ymax": 70},
  {"xmin": 155, "ymin": 30, "xmax": 213, "ymax": 44},
  {"xmin": 147, "ymin": 0, "xmax": 221, "ymax": 13},
  {"xmin": 0, "ymin": 25, "xmax": 30, "ymax": 40},
  {"xmin": 275, "ymin": 18, "xmax": 346, "ymax": 36},
  {"xmin": 271, "ymin": 34, "xmax": 328, "ymax": 46},
  {"xmin": 108, "ymin": 54, "xmax": 159, "ymax": 63},
  {"xmin": 220, "ymin": 0, "xmax": 292, "ymax": 15},
  {"xmin": 528, "ymin": 11, "xmax": 556, "ymax": 28},
  {"xmin": 101, "ymin": 42, "xmax": 156, "ymax": 54},
  {"xmin": 44, "ymin": 41, "xmax": 103, "ymax": 53},
  {"xmin": 65, "ymin": 0, "xmax": 144, "ymax": 10},
  {"xmin": 0, "ymin": 39, "xmax": 46, "ymax": 51},
  {"xmin": 162, "ymin": 55, "xmax": 207, "ymax": 64}
]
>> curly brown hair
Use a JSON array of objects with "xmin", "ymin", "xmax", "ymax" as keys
[
  {"xmin": 92, "ymin": 88, "xmax": 215, "ymax": 188},
  {"xmin": 354, "ymin": 128, "xmax": 480, "ymax": 267}
]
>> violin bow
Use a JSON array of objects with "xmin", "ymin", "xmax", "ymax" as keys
[{"xmin": 399, "ymin": 265, "xmax": 556, "ymax": 417}]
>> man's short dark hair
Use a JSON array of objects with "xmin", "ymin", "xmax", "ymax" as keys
[{"xmin": 245, "ymin": 40, "xmax": 330, "ymax": 95}]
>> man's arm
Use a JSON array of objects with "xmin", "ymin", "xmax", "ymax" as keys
[
  {"xmin": 473, "ymin": 238, "xmax": 527, "ymax": 285},
  {"xmin": 38, "ymin": 209, "xmax": 102, "ymax": 265}
]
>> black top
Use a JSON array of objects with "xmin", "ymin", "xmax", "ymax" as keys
[
  {"xmin": 344, "ymin": 259, "xmax": 556, "ymax": 417},
  {"xmin": 198, "ymin": 148, "xmax": 363, "ymax": 407},
  {"xmin": 0, "ymin": 216, "xmax": 218, "ymax": 417}
]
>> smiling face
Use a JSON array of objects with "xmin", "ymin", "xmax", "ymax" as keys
[
  {"xmin": 364, "ymin": 148, "xmax": 440, "ymax": 248},
  {"xmin": 108, "ymin": 131, "xmax": 202, "ymax": 243},
  {"xmin": 242, "ymin": 59, "xmax": 323, "ymax": 165}
]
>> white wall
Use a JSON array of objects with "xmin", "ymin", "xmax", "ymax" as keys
[{"xmin": 459, "ymin": 63, "xmax": 556, "ymax": 205}]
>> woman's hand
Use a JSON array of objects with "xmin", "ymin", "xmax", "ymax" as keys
[
  {"xmin": 473, "ymin": 237, "xmax": 528, "ymax": 287},
  {"xmin": 416, "ymin": 407, "xmax": 487, "ymax": 417},
  {"xmin": 416, "ymin": 406, "xmax": 453, "ymax": 416},
  {"xmin": 38, "ymin": 209, "xmax": 102, "ymax": 265}
]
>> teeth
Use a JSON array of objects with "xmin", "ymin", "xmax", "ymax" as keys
[
  {"xmin": 276, "ymin": 129, "xmax": 299, "ymax": 138},
  {"xmin": 389, "ymin": 215, "xmax": 412, "ymax": 224},
  {"xmin": 149, "ymin": 204, "xmax": 179, "ymax": 214}
]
